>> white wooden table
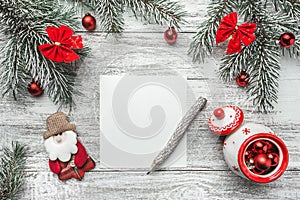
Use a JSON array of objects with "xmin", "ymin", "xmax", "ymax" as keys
[{"xmin": 1, "ymin": 1, "xmax": 300, "ymax": 199}]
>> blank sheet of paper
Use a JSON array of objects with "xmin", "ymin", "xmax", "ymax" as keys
[{"xmin": 100, "ymin": 75, "xmax": 187, "ymax": 168}]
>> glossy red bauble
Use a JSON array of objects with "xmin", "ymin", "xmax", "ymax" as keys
[
  {"xmin": 164, "ymin": 27, "xmax": 178, "ymax": 44},
  {"xmin": 28, "ymin": 80, "xmax": 43, "ymax": 97},
  {"xmin": 252, "ymin": 141, "xmax": 266, "ymax": 154},
  {"xmin": 236, "ymin": 71, "xmax": 250, "ymax": 87},
  {"xmin": 268, "ymin": 153, "xmax": 279, "ymax": 166},
  {"xmin": 279, "ymin": 32, "xmax": 295, "ymax": 48},
  {"xmin": 254, "ymin": 154, "xmax": 271, "ymax": 171},
  {"xmin": 213, "ymin": 108, "xmax": 225, "ymax": 120},
  {"xmin": 82, "ymin": 14, "xmax": 96, "ymax": 31}
]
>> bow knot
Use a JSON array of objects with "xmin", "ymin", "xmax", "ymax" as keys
[{"xmin": 216, "ymin": 12, "xmax": 256, "ymax": 54}]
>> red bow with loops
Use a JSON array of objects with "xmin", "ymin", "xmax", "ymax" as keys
[{"xmin": 216, "ymin": 12, "xmax": 257, "ymax": 54}]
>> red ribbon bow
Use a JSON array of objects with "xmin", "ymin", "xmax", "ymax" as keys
[
  {"xmin": 39, "ymin": 25, "xmax": 83, "ymax": 63},
  {"xmin": 216, "ymin": 12, "xmax": 256, "ymax": 54}
]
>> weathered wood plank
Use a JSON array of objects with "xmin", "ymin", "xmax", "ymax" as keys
[
  {"xmin": 22, "ymin": 171, "xmax": 300, "ymax": 200},
  {"xmin": 1, "ymin": 123, "xmax": 299, "ymax": 171}
]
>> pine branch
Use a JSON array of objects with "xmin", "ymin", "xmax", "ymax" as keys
[
  {"xmin": 265, "ymin": 14, "xmax": 299, "ymax": 59},
  {"xmin": 219, "ymin": 44, "xmax": 253, "ymax": 82},
  {"xmin": 46, "ymin": 47, "xmax": 89, "ymax": 106},
  {"xmin": 94, "ymin": 0, "xmax": 125, "ymax": 34},
  {"xmin": 0, "ymin": 37, "xmax": 28, "ymax": 99},
  {"xmin": 238, "ymin": 0, "xmax": 262, "ymax": 21},
  {"xmin": 188, "ymin": 0, "xmax": 238, "ymax": 63},
  {"xmin": 266, "ymin": 0, "xmax": 300, "ymax": 58},
  {"xmin": 271, "ymin": 0, "xmax": 300, "ymax": 20},
  {"xmin": 216, "ymin": 2, "xmax": 299, "ymax": 112},
  {"xmin": 1, "ymin": 0, "xmax": 184, "ymax": 106},
  {"xmin": 0, "ymin": 0, "xmax": 89, "ymax": 107},
  {"xmin": 65, "ymin": 0, "xmax": 186, "ymax": 33},
  {"xmin": 219, "ymin": 10, "xmax": 298, "ymax": 82},
  {"xmin": 290, "ymin": 33, "xmax": 300, "ymax": 57},
  {"xmin": 122, "ymin": 0, "xmax": 186, "ymax": 29},
  {"xmin": 247, "ymin": 21, "xmax": 281, "ymax": 112},
  {"xmin": 59, "ymin": 0, "xmax": 95, "ymax": 12},
  {"xmin": 0, "ymin": 142, "xmax": 26, "ymax": 200}
]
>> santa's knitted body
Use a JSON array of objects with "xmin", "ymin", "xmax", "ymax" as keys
[{"xmin": 43, "ymin": 112, "xmax": 95, "ymax": 181}]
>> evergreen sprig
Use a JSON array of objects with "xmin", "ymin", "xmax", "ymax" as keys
[
  {"xmin": 272, "ymin": 0, "xmax": 300, "ymax": 20},
  {"xmin": 0, "ymin": 0, "xmax": 185, "ymax": 105},
  {"xmin": 122, "ymin": 0, "xmax": 187, "ymax": 29},
  {"xmin": 0, "ymin": 142, "xmax": 26, "ymax": 200},
  {"xmin": 188, "ymin": 0, "xmax": 238, "ymax": 63},
  {"xmin": 246, "ymin": 13, "xmax": 281, "ymax": 112},
  {"xmin": 67, "ymin": 0, "xmax": 186, "ymax": 33},
  {"xmin": 190, "ymin": 0, "xmax": 300, "ymax": 112},
  {"xmin": 0, "ymin": 0, "xmax": 89, "ymax": 106},
  {"xmin": 95, "ymin": 0, "xmax": 125, "ymax": 34},
  {"xmin": 292, "ymin": 33, "xmax": 300, "ymax": 57}
]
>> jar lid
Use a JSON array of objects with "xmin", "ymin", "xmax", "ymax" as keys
[{"xmin": 208, "ymin": 105, "xmax": 244, "ymax": 135}]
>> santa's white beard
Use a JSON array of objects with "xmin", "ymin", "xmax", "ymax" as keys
[{"xmin": 44, "ymin": 130, "xmax": 78, "ymax": 162}]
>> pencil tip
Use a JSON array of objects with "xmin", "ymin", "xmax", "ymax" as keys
[{"xmin": 146, "ymin": 171, "xmax": 151, "ymax": 175}]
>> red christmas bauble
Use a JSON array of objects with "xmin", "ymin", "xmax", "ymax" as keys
[
  {"xmin": 254, "ymin": 154, "xmax": 271, "ymax": 171},
  {"xmin": 268, "ymin": 153, "xmax": 279, "ymax": 166},
  {"xmin": 82, "ymin": 14, "xmax": 96, "ymax": 31},
  {"xmin": 28, "ymin": 80, "xmax": 43, "ymax": 97},
  {"xmin": 164, "ymin": 27, "xmax": 177, "ymax": 44},
  {"xmin": 279, "ymin": 32, "xmax": 295, "ymax": 48},
  {"xmin": 236, "ymin": 71, "xmax": 250, "ymax": 87},
  {"xmin": 213, "ymin": 108, "xmax": 225, "ymax": 120},
  {"xmin": 252, "ymin": 141, "xmax": 266, "ymax": 154},
  {"xmin": 264, "ymin": 141, "xmax": 273, "ymax": 152}
]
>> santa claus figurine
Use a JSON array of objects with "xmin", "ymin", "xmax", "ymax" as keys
[{"xmin": 43, "ymin": 112, "xmax": 95, "ymax": 181}]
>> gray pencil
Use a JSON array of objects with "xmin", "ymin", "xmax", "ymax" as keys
[{"xmin": 147, "ymin": 96, "xmax": 207, "ymax": 174}]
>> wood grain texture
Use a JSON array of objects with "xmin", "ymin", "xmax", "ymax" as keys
[
  {"xmin": 23, "ymin": 171, "xmax": 300, "ymax": 200},
  {"xmin": 0, "ymin": 0, "xmax": 300, "ymax": 199}
]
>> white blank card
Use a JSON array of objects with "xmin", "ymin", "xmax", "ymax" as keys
[{"xmin": 100, "ymin": 75, "xmax": 187, "ymax": 168}]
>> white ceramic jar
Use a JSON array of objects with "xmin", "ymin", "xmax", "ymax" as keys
[{"xmin": 208, "ymin": 106, "xmax": 289, "ymax": 183}]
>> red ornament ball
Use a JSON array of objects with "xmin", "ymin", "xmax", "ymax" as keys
[
  {"xmin": 254, "ymin": 154, "xmax": 272, "ymax": 171},
  {"xmin": 28, "ymin": 80, "xmax": 43, "ymax": 97},
  {"xmin": 164, "ymin": 27, "xmax": 178, "ymax": 44},
  {"xmin": 268, "ymin": 153, "xmax": 279, "ymax": 166},
  {"xmin": 213, "ymin": 108, "xmax": 225, "ymax": 120},
  {"xmin": 252, "ymin": 141, "xmax": 266, "ymax": 154},
  {"xmin": 82, "ymin": 14, "xmax": 96, "ymax": 31},
  {"xmin": 279, "ymin": 32, "xmax": 295, "ymax": 48},
  {"xmin": 236, "ymin": 71, "xmax": 250, "ymax": 87}
]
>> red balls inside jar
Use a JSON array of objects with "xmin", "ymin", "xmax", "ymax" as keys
[
  {"xmin": 238, "ymin": 133, "xmax": 288, "ymax": 183},
  {"xmin": 244, "ymin": 139, "xmax": 280, "ymax": 175}
]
